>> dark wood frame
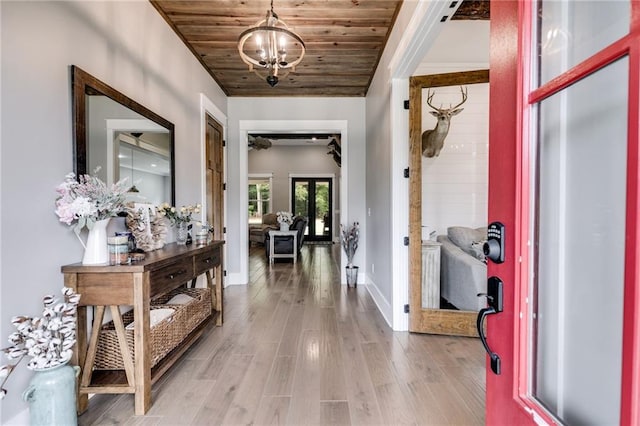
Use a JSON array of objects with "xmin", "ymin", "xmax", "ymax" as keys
[
  {"xmin": 409, "ymin": 69, "xmax": 490, "ymax": 336},
  {"xmin": 71, "ymin": 65, "xmax": 176, "ymax": 205}
]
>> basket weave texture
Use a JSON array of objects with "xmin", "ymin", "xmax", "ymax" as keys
[{"xmin": 94, "ymin": 287, "xmax": 212, "ymax": 370}]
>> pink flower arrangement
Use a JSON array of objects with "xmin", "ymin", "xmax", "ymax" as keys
[{"xmin": 55, "ymin": 170, "xmax": 129, "ymax": 233}]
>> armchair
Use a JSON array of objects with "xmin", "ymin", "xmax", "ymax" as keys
[
  {"xmin": 249, "ymin": 213, "xmax": 279, "ymax": 245},
  {"xmin": 265, "ymin": 216, "xmax": 309, "ymax": 260}
]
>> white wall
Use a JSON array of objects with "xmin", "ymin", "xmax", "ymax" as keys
[
  {"xmin": 366, "ymin": 4, "xmax": 490, "ymax": 328},
  {"xmin": 365, "ymin": 1, "xmax": 416, "ymax": 326},
  {"xmin": 416, "ymin": 22, "xmax": 490, "ymax": 243},
  {"xmin": 227, "ymin": 98, "xmax": 365, "ymax": 284},
  {"xmin": 0, "ymin": 1, "xmax": 226, "ymax": 422},
  {"xmin": 421, "ymin": 83, "xmax": 489, "ymax": 236}
]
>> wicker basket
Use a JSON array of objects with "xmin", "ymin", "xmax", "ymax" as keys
[
  {"xmin": 152, "ymin": 287, "xmax": 212, "ymax": 340},
  {"xmin": 94, "ymin": 287, "xmax": 212, "ymax": 370}
]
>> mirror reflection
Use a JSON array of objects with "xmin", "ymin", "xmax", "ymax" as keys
[
  {"xmin": 72, "ymin": 66, "xmax": 175, "ymax": 206},
  {"xmin": 420, "ymin": 82, "xmax": 489, "ymax": 312},
  {"xmin": 116, "ymin": 130, "xmax": 171, "ymax": 205}
]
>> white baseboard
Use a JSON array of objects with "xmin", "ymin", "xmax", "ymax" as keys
[
  {"xmin": 364, "ymin": 274, "xmax": 393, "ymax": 328},
  {"xmin": 226, "ymin": 272, "xmax": 247, "ymax": 286}
]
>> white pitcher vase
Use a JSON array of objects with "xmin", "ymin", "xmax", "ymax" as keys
[{"xmin": 79, "ymin": 218, "xmax": 110, "ymax": 265}]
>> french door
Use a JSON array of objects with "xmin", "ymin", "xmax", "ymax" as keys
[
  {"xmin": 487, "ymin": 1, "xmax": 640, "ymax": 424},
  {"xmin": 291, "ymin": 177, "xmax": 332, "ymax": 242}
]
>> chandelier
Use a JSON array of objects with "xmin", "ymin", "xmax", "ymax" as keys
[{"xmin": 237, "ymin": 0, "xmax": 306, "ymax": 87}]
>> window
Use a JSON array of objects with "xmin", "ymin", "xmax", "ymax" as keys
[{"xmin": 248, "ymin": 178, "xmax": 271, "ymax": 224}]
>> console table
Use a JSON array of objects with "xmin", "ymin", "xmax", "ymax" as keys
[
  {"xmin": 62, "ymin": 241, "xmax": 224, "ymax": 415},
  {"xmin": 268, "ymin": 230, "xmax": 298, "ymax": 264}
]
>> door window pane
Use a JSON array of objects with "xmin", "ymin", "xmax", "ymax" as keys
[
  {"xmin": 532, "ymin": 57, "xmax": 627, "ymax": 425},
  {"xmin": 315, "ymin": 182, "xmax": 329, "ymax": 237},
  {"xmin": 536, "ymin": 0, "xmax": 629, "ymax": 86}
]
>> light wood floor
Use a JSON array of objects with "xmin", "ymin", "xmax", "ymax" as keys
[{"xmin": 79, "ymin": 244, "xmax": 486, "ymax": 425}]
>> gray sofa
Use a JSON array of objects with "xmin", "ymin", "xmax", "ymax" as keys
[{"xmin": 437, "ymin": 226, "xmax": 487, "ymax": 311}]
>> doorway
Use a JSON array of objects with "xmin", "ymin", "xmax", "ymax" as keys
[
  {"xmin": 291, "ymin": 177, "xmax": 333, "ymax": 242},
  {"xmin": 238, "ymin": 120, "xmax": 348, "ymax": 285}
]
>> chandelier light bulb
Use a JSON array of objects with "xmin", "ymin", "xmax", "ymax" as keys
[{"xmin": 237, "ymin": 0, "xmax": 305, "ymax": 87}]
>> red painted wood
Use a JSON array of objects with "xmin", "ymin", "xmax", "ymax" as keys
[
  {"xmin": 486, "ymin": 0, "xmax": 531, "ymax": 423},
  {"xmin": 621, "ymin": 3, "xmax": 640, "ymax": 424},
  {"xmin": 488, "ymin": 1, "xmax": 640, "ymax": 424},
  {"xmin": 529, "ymin": 35, "xmax": 631, "ymax": 104}
]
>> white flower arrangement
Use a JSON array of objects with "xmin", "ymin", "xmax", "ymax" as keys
[
  {"xmin": 156, "ymin": 202, "xmax": 201, "ymax": 225},
  {"xmin": 0, "ymin": 287, "xmax": 80, "ymax": 400},
  {"xmin": 340, "ymin": 222, "xmax": 360, "ymax": 267},
  {"xmin": 276, "ymin": 211, "xmax": 293, "ymax": 225}
]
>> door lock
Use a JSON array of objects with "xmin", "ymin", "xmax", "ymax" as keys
[
  {"xmin": 483, "ymin": 221, "xmax": 505, "ymax": 263},
  {"xmin": 477, "ymin": 276, "xmax": 503, "ymax": 375}
]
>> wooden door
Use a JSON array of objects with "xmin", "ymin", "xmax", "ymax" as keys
[
  {"xmin": 408, "ymin": 70, "xmax": 489, "ymax": 336},
  {"xmin": 485, "ymin": 1, "xmax": 640, "ymax": 424},
  {"xmin": 206, "ymin": 114, "xmax": 225, "ymax": 243}
]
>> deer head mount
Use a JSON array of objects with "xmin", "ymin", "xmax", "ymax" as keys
[
  {"xmin": 327, "ymin": 135, "xmax": 341, "ymax": 167},
  {"xmin": 421, "ymin": 86, "xmax": 468, "ymax": 158}
]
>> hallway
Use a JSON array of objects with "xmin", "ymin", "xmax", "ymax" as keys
[{"xmin": 79, "ymin": 244, "xmax": 485, "ymax": 425}]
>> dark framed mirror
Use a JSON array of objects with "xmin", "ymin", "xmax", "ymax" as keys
[{"xmin": 71, "ymin": 65, "xmax": 175, "ymax": 206}]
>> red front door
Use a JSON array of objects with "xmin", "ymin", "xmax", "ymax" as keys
[{"xmin": 486, "ymin": 1, "xmax": 640, "ymax": 424}]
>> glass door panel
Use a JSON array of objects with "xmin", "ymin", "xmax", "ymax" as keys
[
  {"xmin": 293, "ymin": 180, "xmax": 309, "ymax": 235},
  {"xmin": 536, "ymin": 0, "xmax": 629, "ymax": 86},
  {"xmin": 532, "ymin": 57, "xmax": 628, "ymax": 425},
  {"xmin": 314, "ymin": 181, "xmax": 330, "ymax": 238}
]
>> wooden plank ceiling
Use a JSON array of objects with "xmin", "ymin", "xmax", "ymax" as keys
[{"xmin": 150, "ymin": 0, "xmax": 489, "ymax": 97}]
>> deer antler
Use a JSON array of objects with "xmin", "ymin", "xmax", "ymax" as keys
[
  {"xmin": 425, "ymin": 86, "xmax": 468, "ymax": 112},
  {"xmin": 425, "ymin": 89, "xmax": 441, "ymax": 112},
  {"xmin": 449, "ymin": 86, "xmax": 468, "ymax": 110}
]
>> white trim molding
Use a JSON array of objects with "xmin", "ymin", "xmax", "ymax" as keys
[
  {"xmin": 390, "ymin": 78, "xmax": 410, "ymax": 331},
  {"xmin": 240, "ymin": 120, "xmax": 348, "ymax": 285},
  {"xmin": 365, "ymin": 275, "xmax": 393, "ymax": 327}
]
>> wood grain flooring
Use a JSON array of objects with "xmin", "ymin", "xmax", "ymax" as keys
[{"xmin": 79, "ymin": 244, "xmax": 485, "ymax": 425}]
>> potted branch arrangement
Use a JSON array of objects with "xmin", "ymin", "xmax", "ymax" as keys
[
  {"xmin": 341, "ymin": 222, "xmax": 359, "ymax": 288},
  {"xmin": 0, "ymin": 287, "xmax": 81, "ymax": 425}
]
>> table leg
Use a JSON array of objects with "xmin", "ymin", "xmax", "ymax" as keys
[
  {"xmin": 133, "ymin": 272, "xmax": 151, "ymax": 415},
  {"xmin": 269, "ymin": 233, "xmax": 275, "ymax": 264}
]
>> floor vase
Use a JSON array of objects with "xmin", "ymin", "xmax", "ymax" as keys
[
  {"xmin": 23, "ymin": 362, "xmax": 80, "ymax": 426},
  {"xmin": 346, "ymin": 265, "xmax": 359, "ymax": 288},
  {"xmin": 81, "ymin": 218, "xmax": 110, "ymax": 265}
]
